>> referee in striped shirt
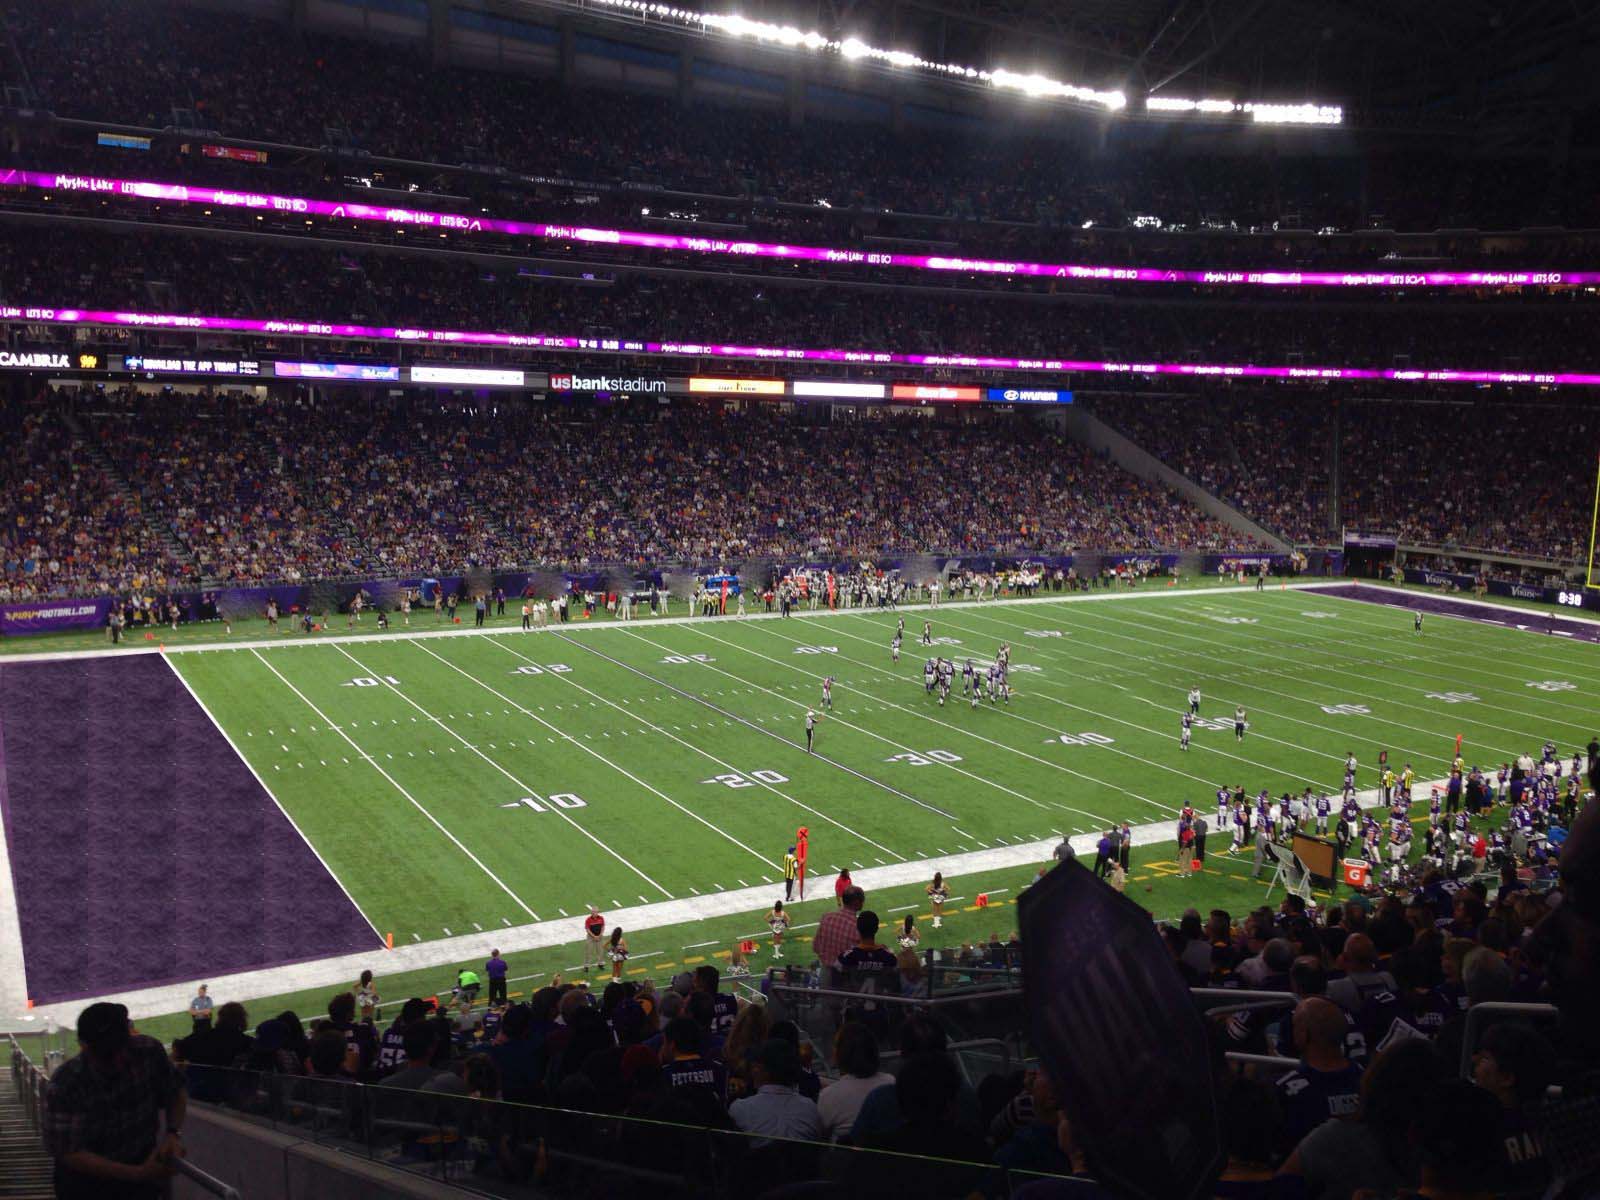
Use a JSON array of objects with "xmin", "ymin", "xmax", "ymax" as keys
[{"xmin": 783, "ymin": 846, "xmax": 800, "ymax": 900}]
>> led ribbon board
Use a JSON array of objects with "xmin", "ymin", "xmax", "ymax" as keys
[
  {"xmin": 3, "ymin": 304, "xmax": 1595, "ymax": 389},
  {"xmin": 9, "ymin": 171, "xmax": 1581, "ymax": 289}
]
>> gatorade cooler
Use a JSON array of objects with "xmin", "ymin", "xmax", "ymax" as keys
[{"xmin": 1342, "ymin": 858, "xmax": 1371, "ymax": 888}]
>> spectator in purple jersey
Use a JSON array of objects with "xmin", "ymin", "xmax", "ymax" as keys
[
  {"xmin": 1472, "ymin": 1022, "xmax": 1557, "ymax": 1196},
  {"xmin": 1273, "ymin": 1000, "xmax": 1364, "ymax": 1159},
  {"xmin": 691, "ymin": 965, "xmax": 738, "ymax": 1037},
  {"xmin": 658, "ymin": 1018, "xmax": 727, "ymax": 1105},
  {"xmin": 1278, "ymin": 1039, "xmax": 1446, "ymax": 1199}
]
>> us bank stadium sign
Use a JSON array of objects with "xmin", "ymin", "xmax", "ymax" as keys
[
  {"xmin": 549, "ymin": 372, "xmax": 667, "ymax": 394},
  {"xmin": 0, "ymin": 349, "xmax": 72, "ymax": 369}
]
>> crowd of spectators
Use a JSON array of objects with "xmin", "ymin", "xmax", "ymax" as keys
[
  {"xmin": 1090, "ymin": 393, "xmax": 1593, "ymax": 562},
  {"xmin": 0, "ymin": 392, "xmax": 188, "ymax": 602},
  {"xmin": 9, "ymin": 1, "xmax": 1599, "ymax": 237},
  {"xmin": 0, "ymin": 387, "xmax": 1251, "ymax": 598},
  {"xmin": 46, "ymin": 786, "xmax": 1600, "ymax": 1197},
  {"xmin": 1338, "ymin": 401, "xmax": 1591, "ymax": 561},
  {"xmin": 8, "ymin": 225, "xmax": 1600, "ymax": 373},
  {"xmin": 1086, "ymin": 393, "xmax": 1334, "ymax": 545}
]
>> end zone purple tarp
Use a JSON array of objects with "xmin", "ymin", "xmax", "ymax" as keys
[{"xmin": 0, "ymin": 654, "xmax": 378, "ymax": 1005}]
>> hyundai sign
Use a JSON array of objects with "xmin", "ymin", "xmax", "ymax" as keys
[{"xmin": 987, "ymin": 387, "xmax": 1073, "ymax": 404}]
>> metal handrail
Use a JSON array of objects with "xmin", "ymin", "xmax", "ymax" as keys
[
  {"xmin": 1225, "ymin": 1052, "xmax": 1299, "ymax": 1071},
  {"xmin": 173, "ymin": 1156, "xmax": 242, "ymax": 1200}
]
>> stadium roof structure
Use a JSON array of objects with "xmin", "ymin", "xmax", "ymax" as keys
[{"xmin": 548, "ymin": 0, "xmax": 1600, "ymax": 139}]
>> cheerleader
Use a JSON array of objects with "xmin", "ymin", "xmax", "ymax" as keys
[
  {"xmin": 607, "ymin": 927, "xmax": 628, "ymax": 983},
  {"xmin": 766, "ymin": 900, "xmax": 791, "ymax": 958},
  {"xmin": 927, "ymin": 872, "xmax": 949, "ymax": 929},
  {"xmin": 896, "ymin": 914, "xmax": 920, "ymax": 953},
  {"xmin": 355, "ymin": 969, "xmax": 380, "ymax": 1023}
]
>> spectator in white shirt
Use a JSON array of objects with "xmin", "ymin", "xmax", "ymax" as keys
[
  {"xmin": 817, "ymin": 1023, "xmax": 894, "ymax": 1142},
  {"xmin": 729, "ymin": 1039, "xmax": 822, "ymax": 1147}
]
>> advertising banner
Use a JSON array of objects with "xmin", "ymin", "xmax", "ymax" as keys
[{"xmin": 0, "ymin": 597, "xmax": 115, "ymax": 635}]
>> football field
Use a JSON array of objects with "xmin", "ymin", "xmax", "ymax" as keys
[{"xmin": 166, "ymin": 582, "xmax": 1597, "ymax": 947}]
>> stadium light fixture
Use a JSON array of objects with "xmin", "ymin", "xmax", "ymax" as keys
[
  {"xmin": 590, "ymin": 0, "xmax": 1129, "ymax": 111},
  {"xmin": 1145, "ymin": 96, "xmax": 1343, "ymax": 125}
]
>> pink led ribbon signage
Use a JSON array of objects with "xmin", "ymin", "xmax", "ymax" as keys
[
  {"xmin": 3, "ymin": 302, "xmax": 1595, "ymax": 388},
  {"xmin": 6, "ymin": 170, "xmax": 1587, "ymax": 289}
]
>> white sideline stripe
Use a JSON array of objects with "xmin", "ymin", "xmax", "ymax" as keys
[
  {"xmin": 6, "ymin": 776, "xmax": 1418, "ymax": 1029},
  {"xmin": 0, "ymin": 583, "xmax": 1344, "ymax": 666},
  {"xmin": 0, "ymin": 677, "xmax": 29, "ymax": 1017}
]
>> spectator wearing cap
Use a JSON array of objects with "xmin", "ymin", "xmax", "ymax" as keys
[
  {"xmin": 44, "ymin": 1001, "xmax": 187, "ymax": 1200},
  {"xmin": 728, "ymin": 1039, "xmax": 821, "ymax": 1146},
  {"xmin": 813, "ymin": 885, "xmax": 865, "ymax": 985}
]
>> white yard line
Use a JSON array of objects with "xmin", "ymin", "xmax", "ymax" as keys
[
  {"xmin": 394, "ymin": 639, "xmax": 762, "ymax": 880},
  {"xmin": 248, "ymin": 649, "xmax": 540, "ymax": 919},
  {"xmin": 676, "ymin": 624, "xmax": 1126, "ymax": 827}
]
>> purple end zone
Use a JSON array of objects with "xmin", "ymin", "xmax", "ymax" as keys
[
  {"xmin": 1319, "ymin": 583, "xmax": 1600, "ymax": 644},
  {"xmin": 0, "ymin": 654, "xmax": 378, "ymax": 1005}
]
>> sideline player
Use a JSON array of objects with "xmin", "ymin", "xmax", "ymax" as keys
[
  {"xmin": 1180, "ymin": 709, "xmax": 1194, "ymax": 751},
  {"xmin": 804, "ymin": 710, "xmax": 819, "ymax": 753}
]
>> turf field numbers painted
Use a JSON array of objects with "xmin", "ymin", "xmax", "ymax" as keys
[
  {"xmin": 1426, "ymin": 691, "xmax": 1479, "ymax": 704},
  {"xmin": 1206, "ymin": 616, "xmax": 1258, "ymax": 625},
  {"xmin": 501, "ymin": 792, "xmax": 587, "ymax": 812},
  {"xmin": 929, "ymin": 636, "xmax": 963, "ymax": 646},
  {"xmin": 1320, "ymin": 703, "xmax": 1371, "ymax": 715},
  {"xmin": 343, "ymin": 675, "xmax": 400, "ymax": 687},
  {"xmin": 1192, "ymin": 717, "xmax": 1234, "ymax": 732},
  {"xmin": 1055, "ymin": 733, "xmax": 1115, "ymax": 746},
  {"xmin": 1024, "ymin": 630, "xmax": 1065, "ymax": 638},
  {"xmin": 509, "ymin": 663, "xmax": 572, "ymax": 675},
  {"xmin": 886, "ymin": 750, "xmax": 964, "ymax": 766},
  {"xmin": 1526, "ymin": 680, "xmax": 1576, "ymax": 692},
  {"xmin": 1301, "ymin": 611, "xmax": 1339, "ymax": 619},
  {"xmin": 701, "ymin": 769, "xmax": 791, "ymax": 789},
  {"xmin": 661, "ymin": 653, "xmax": 715, "ymax": 664},
  {"xmin": 793, "ymin": 645, "xmax": 838, "ymax": 655}
]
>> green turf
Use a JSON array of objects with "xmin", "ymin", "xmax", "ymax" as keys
[
  {"xmin": 162, "ymin": 585, "xmax": 1597, "ymax": 943},
  {"xmin": 90, "ymin": 580, "xmax": 1594, "ymax": 1041}
]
